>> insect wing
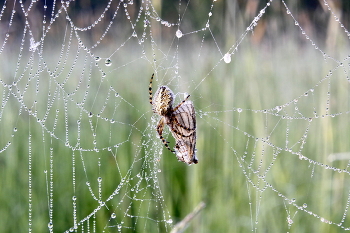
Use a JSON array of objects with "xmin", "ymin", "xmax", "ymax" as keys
[{"xmin": 171, "ymin": 100, "xmax": 198, "ymax": 164}]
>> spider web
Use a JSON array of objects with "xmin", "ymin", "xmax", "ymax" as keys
[{"xmin": 1, "ymin": 0, "xmax": 350, "ymax": 232}]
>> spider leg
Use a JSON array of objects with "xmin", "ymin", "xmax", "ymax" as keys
[
  {"xmin": 149, "ymin": 73, "xmax": 154, "ymax": 105},
  {"xmin": 156, "ymin": 117, "xmax": 175, "ymax": 153},
  {"xmin": 172, "ymin": 94, "xmax": 190, "ymax": 112}
]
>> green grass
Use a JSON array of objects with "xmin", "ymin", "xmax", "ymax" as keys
[{"xmin": 0, "ymin": 36, "xmax": 350, "ymax": 233}]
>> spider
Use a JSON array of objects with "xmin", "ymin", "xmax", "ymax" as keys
[{"xmin": 149, "ymin": 73, "xmax": 198, "ymax": 164}]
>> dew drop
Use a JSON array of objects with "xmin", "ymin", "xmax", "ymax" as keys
[
  {"xmin": 95, "ymin": 56, "xmax": 101, "ymax": 61},
  {"xmin": 175, "ymin": 29, "xmax": 183, "ymax": 38},
  {"xmin": 111, "ymin": 213, "xmax": 116, "ymax": 219},
  {"xmin": 105, "ymin": 58, "xmax": 112, "ymax": 66},
  {"xmin": 224, "ymin": 53, "xmax": 231, "ymax": 63}
]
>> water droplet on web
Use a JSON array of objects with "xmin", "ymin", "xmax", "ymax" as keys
[
  {"xmin": 72, "ymin": 196, "xmax": 77, "ymax": 201},
  {"xmin": 224, "ymin": 53, "xmax": 231, "ymax": 63},
  {"xmin": 48, "ymin": 222, "xmax": 53, "ymax": 229},
  {"xmin": 111, "ymin": 213, "xmax": 116, "ymax": 218},
  {"xmin": 132, "ymin": 31, "xmax": 137, "ymax": 37},
  {"xmin": 95, "ymin": 56, "xmax": 101, "ymax": 61},
  {"xmin": 105, "ymin": 58, "xmax": 112, "ymax": 66},
  {"xmin": 237, "ymin": 108, "xmax": 242, "ymax": 113},
  {"xmin": 303, "ymin": 203, "xmax": 307, "ymax": 208},
  {"xmin": 176, "ymin": 29, "xmax": 183, "ymax": 38}
]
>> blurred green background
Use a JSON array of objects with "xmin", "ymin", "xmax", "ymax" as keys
[{"xmin": 1, "ymin": 0, "xmax": 350, "ymax": 232}]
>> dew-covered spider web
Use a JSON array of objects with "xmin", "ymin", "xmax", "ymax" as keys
[{"xmin": 1, "ymin": 0, "xmax": 350, "ymax": 232}]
